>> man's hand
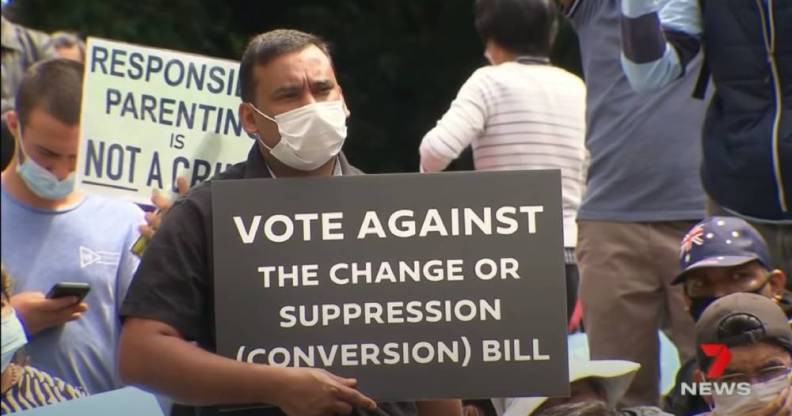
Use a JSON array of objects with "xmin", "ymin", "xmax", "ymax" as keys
[
  {"xmin": 10, "ymin": 292, "xmax": 88, "ymax": 336},
  {"xmin": 746, "ymin": 387, "xmax": 792, "ymax": 416},
  {"xmin": 138, "ymin": 176, "xmax": 189, "ymax": 241},
  {"xmin": 277, "ymin": 367, "xmax": 377, "ymax": 416}
]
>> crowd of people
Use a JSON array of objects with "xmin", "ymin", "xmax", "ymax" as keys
[{"xmin": 0, "ymin": 0, "xmax": 789, "ymax": 415}]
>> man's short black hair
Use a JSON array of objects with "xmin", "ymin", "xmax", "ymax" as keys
[
  {"xmin": 239, "ymin": 29, "xmax": 332, "ymax": 104},
  {"xmin": 475, "ymin": 0, "xmax": 558, "ymax": 56},
  {"xmin": 15, "ymin": 58, "xmax": 83, "ymax": 127}
]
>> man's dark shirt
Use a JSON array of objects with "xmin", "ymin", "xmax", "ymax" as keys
[{"xmin": 120, "ymin": 145, "xmax": 417, "ymax": 416}]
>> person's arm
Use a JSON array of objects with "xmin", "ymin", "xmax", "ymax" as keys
[
  {"xmin": 419, "ymin": 71, "xmax": 489, "ymax": 172},
  {"xmin": 417, "ymin": 400, "xmax": 463, "ymax": 416},
  {"xmin": 119, "ymin": 318, "xmax": 283, "ymax": 405},
  {"xmin": 119, "ymin": 190, "xmax": 376, "ymax": 415},
  {"xmin": 119, "ymin": 318, "xmax": 376, "ymax": 413},
  {"xmin": 619, "ymin": 0, "xmax": 703, "ymax": 91}
]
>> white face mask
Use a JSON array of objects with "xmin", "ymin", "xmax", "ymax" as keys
[
  {"xmin": 15, "ymin": 127, "xmax": 76, "ymax": 200},
  {"xmin": 2, "ymin": 310, "xmax": 28, "ymax": 372},
  {"xmin": 248, "ymin": 100, "xmax": 347, "ymax": 171},
  {"xmin": 712, "ymin": 372, "xmax": 790, "ymax": 415}
]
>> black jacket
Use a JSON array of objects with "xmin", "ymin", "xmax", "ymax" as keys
[{"xmin": 699, "ymin": 0, "xmax": 792, "ymax": 221}]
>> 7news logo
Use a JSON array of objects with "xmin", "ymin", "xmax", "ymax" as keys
[{"xmin": 681, "ymin": 344, "xmax": 751, "ymax": 396}]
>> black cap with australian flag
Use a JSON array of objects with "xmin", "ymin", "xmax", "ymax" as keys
[{"xmin": 673, "ymin": 216, "xmax": 772, "ymax": 285}]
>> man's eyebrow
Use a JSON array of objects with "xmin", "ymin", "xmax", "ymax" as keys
[
  {"xmin": 732, "ymin": 263, "xmax": 754, "ymax": 272},
  {"xmin": 271, "ymin": 79, "xmax": 335, "ymax": 98},
  {"xmin": 271, "ymin": 84, "xmax": 303, "ymax": 98},
  {"xmin": 758, "ymin": 359, "xmax": 788, "ymax": 369},
  {"xmin": 310, "ymin": 79, "xmax": 335, "ymax": 89},
  {"xmin": 35, "ymin": 145, "xmax": 60, "ymax": 156}
]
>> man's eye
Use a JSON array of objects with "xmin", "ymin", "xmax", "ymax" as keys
[
  {"xmin": 732, "ymin": 273, "xmax": 751, "ymax": 281},
  {"xmin": 717, "ymin": 373, "xmax": 749, "ymax": 384}
]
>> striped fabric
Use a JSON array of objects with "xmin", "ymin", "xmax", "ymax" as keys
[
  {"xmin": 419, "ymin": 62, "xmax": 587, "ymax": 247},
  {"xmin": 1, "ymin": 365, "xmax": 85, "ymax": 414},
  {"xmin": 564, "ymin": 247, "xmax": 577, "ymax": 265}
]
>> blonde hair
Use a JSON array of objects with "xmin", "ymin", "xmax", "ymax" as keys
[{"xmin": 1, "ymin": 265, "xmax": 11, "ymax": 306}]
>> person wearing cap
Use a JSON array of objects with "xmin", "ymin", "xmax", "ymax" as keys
[
  {"xmin": 492, "ymin": 334, "xmax": 672, "ymax": 416},
  {"xmin": 692, "ymin": 293, "xmax": 792, "ymax": 415},
  {"xmin": 675, "ymin": 216, "xmax": 790, "ymax": 322},
  {"xmin": 665, "ymin": 217, "xmax": 791, "ymax": 415}
]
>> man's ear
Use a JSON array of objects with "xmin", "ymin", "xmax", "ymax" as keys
[
  {"xmin": 769, "ymin": 269, "xmax": 786, "ymax": 300},
  {"xmin": 4, "ymin": 112, "xmax": 21, "ymax": 164},
  {"xmin": 339, "ymin": 89, "xmax": 350, "ymax": 118},
  {"xmin": 693, "ymin": 368, "xmax": 705, "ymax": 384},
  {"xmin": 693, "ymin": 369, "xmax": 714, "ymax": 406},
  {"xmin": 238, "ymin": 103, "xmax": 258, "ymax": 138},
  {"xmin": 5, "ymin": 111, "xmax": 20, "ymax": 138},
  {"xmin": 693, "ymin": 368, "xmax": 714, "ymax": 408}
]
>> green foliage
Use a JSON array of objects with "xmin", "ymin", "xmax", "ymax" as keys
[{"xmin": 6, "ymin": 0, "xmax": 580, "ymax": 173}]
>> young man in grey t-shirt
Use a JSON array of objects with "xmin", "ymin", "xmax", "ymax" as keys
[{"xmin": 1, "ymin": 58, "xmax": 144, "ymax": 394}]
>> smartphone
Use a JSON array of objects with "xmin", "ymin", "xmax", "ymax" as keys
[{"xmin": 46, "ymin": 282, "xmax": 91, "ymax": 301}]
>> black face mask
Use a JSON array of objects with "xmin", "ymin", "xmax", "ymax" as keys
[
  {"xmin": 689, "ymin": 296, "xmax": 719, "ymax": 322},
  {"xmin": 688, "ymin": 281, "xmax": 771, "ymax": 322}
]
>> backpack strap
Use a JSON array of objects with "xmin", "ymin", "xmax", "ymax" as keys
[{"xmin": 16, "ymin": 24, "xmax": 40, "ymax": 70}]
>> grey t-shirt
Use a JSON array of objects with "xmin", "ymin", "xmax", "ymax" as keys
[
  {"xmin": 0, "ymin": 189, "xmax": 144, "ymax": 394},
  {"xmin": 568, "ymin": 0, "xmax": 707, "ymax": 222}
]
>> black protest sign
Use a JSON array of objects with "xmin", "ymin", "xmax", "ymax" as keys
[{"xmin": 212, "ymin": 170, "xmax": 569, "ymax": 400}]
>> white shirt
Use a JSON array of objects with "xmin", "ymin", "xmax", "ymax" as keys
[{"xmin": 419, "ymin": 62, "xmax": 587, "ymax": 247}]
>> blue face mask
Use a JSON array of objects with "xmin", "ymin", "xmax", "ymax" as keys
[
  {"xmin": 2, "ymin": 310, "xmax": 28, "ymax": 372},
  {"xmin": 15, "ymin": 128, "xmax": 76, "ymax": 200}
]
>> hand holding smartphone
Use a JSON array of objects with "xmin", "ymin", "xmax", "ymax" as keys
[{"xmin": 46, "ymin": 282, "xmax": 91, "ymax": 302}]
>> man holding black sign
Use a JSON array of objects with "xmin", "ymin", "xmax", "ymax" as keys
[{"xmin": 118, "ymin": 29, "xmax": 461, "ymax": 416}]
